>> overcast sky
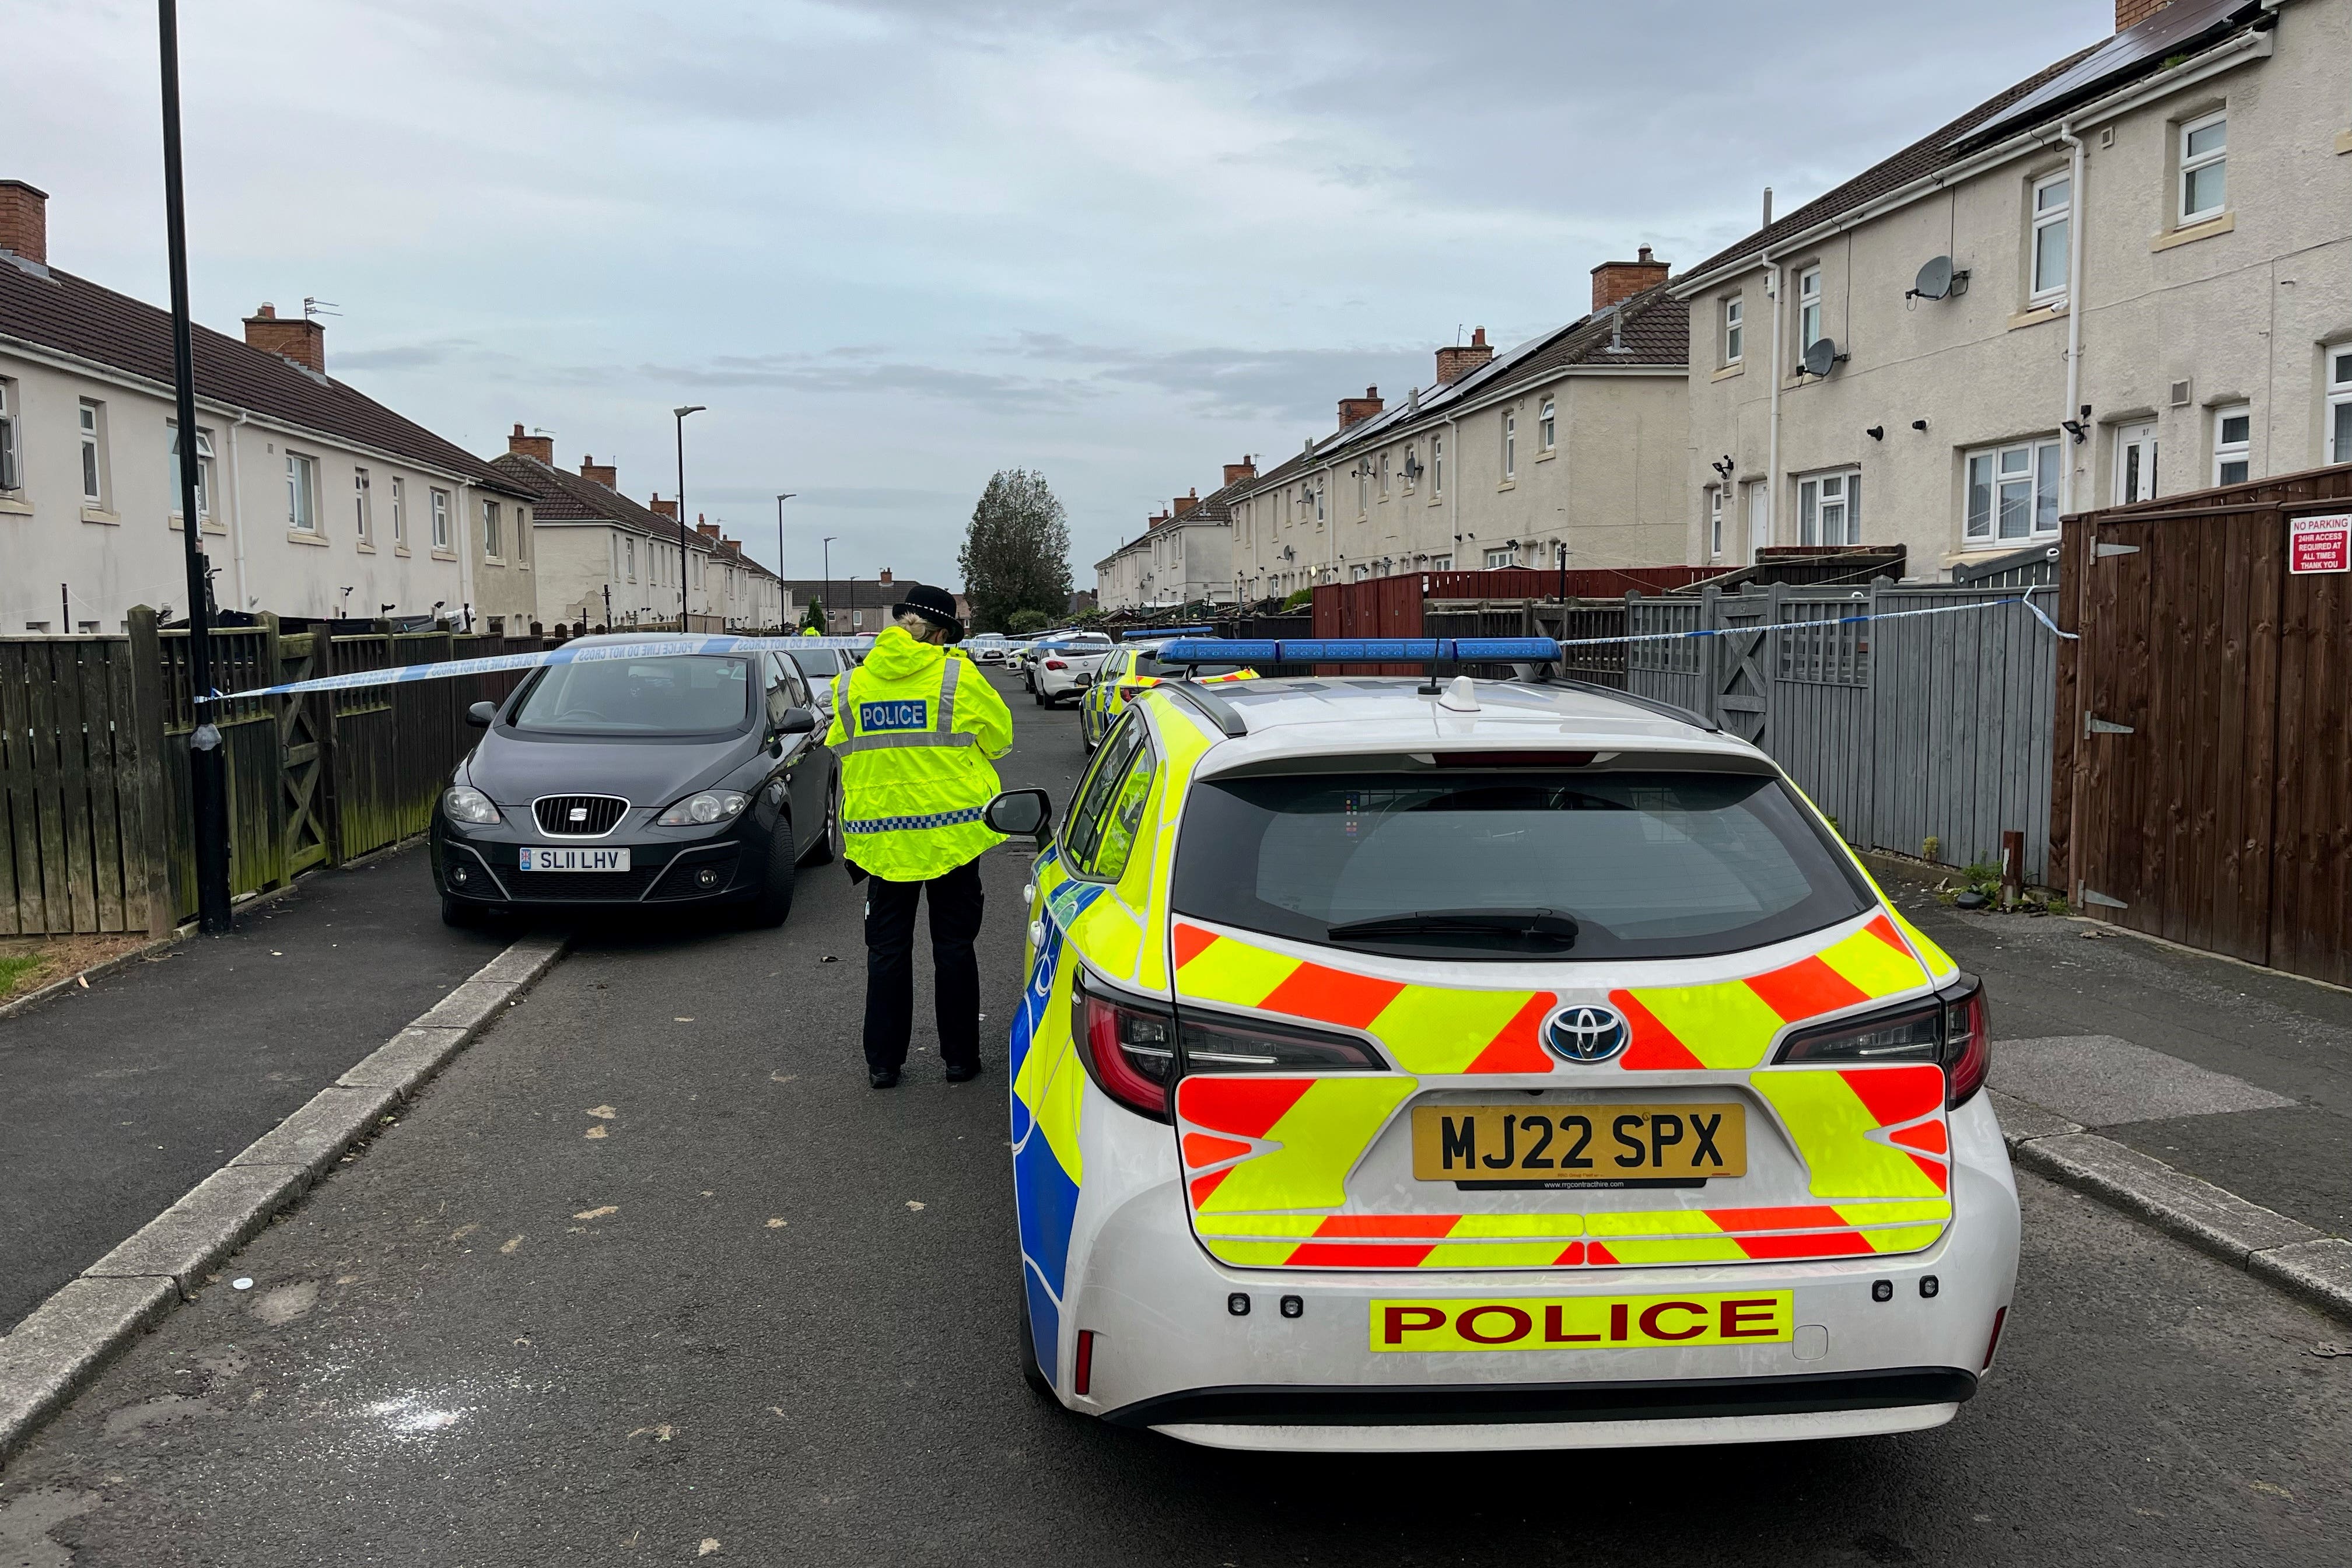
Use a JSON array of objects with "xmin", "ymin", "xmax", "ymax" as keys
[{"xmin": 16, "ymin": 0, "xmax": 2115, "ymax": 590}]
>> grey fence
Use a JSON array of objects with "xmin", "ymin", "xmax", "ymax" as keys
[{"xmin": 1624, "ymin": 582, "xmax": 2060, "ymax": 883}]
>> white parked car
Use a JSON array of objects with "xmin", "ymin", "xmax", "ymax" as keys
[
  {"xmin": 1030, "ymin": 633, "xmax": 1112, "ymax": 706},
  {"xmin": 996, "ymin": 638, "xmax": 2018, "ymax": 1453},
  {"xmin": 967, "ymin": 633, "xmax": 1012, "ymax": 666}
]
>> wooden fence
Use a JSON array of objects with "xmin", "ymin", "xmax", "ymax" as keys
[
  {"xmin": 1, "ymin": 610, "xmax": 548, "ymax": 935},
  {"xmin": 2054, "ymin": 463, "xmax": 2352, "ymax": 985}
]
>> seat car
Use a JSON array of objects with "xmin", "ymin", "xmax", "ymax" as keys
[
  {"xmin": 431, "ymin": 636, "xmax": 841, "ymax": 926},
  {"xmin": 1078, "ymin": 639, "xmax": 1251, "ymax": 753},
  {"xmin": 967, "ymin": 632, "xmax": 1012, "ymax": 666},
  {"xmin": 995, "ymin": 642, "xmax": 2017, "ymax": 1452},
  {"xmin": 785, "ymin": 643, "xmax": 852, "ymax": 722},
  {"xmin": 1032, "ymin": 632, "xmax": 1112, "ymax": 707}
]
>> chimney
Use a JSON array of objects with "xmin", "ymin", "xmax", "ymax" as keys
[
  {"xmin": 580, "ymin": 454, "xmax": 617, "ymax": 489},
  {"xmin": 1435, "ymin": 327, "xmax": 1493, "ymax": 385},
  {"xmin": 507, "ymin": 423, "xmax": 554, "ymax": 464},
  {"xmin": 1591, "ymin": 246, "xmax": 1671, "ymax": 312},
  {"xmin": 1147, "ymin": 509, "xmax": 1171, "ymax": 530},
  {"xmin": 243, "ymin": 302, "xmax": 326, "ymax": 373},
  {"xmin": 0, "ymin": 180, "xmax": 48, "ymax": 267},
  {"xmin": 1223, "ymin": 454, "xmax": 1256, "ymax": 487},
  {"xmin": 2116, "ymin": 0, "xmax": 2171, "ymax": 28},
  {"xmin": 698, "ymin": 522, "xmax": 721, "ymax": 539},
  {"xmin": 649, "ymin": 493, "xmax": 678, "ymax": 519},
  {"xmin": 1338, "ymin": 385, "xmax": 1385, "ymax": 430},
  {"xmin": 1172, "ymin": 487, "xmax": 1200, "ymax": 517},
  {"xmin": 878, "ymin": 568, "xmax": 893, "ymax": 586}
]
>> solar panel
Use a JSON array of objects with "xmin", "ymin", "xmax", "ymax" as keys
[{"xmin": 1956, "ymin": 0, "xmax": 2260, "ymax": 149}]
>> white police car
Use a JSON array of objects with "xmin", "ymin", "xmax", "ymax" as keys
[{"xmin": 988, "ymin": 636, "xmax": 2018, "ymax": 1452}]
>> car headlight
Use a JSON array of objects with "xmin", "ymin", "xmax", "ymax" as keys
[
  {"xmin": 442, "ymin": 786, "xmax": 501, "ymax": 825},
  {"xmin": 657, "ymin": 790, "xmax": 749, "ymax": 826}
]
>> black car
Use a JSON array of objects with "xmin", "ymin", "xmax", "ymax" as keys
[{"xmin": 430, "ymin": 636, "xmax": 841, "ymax": 926}]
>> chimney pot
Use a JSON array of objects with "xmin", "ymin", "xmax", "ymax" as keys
[
  {"xmin": 1337, "ymin": 386, "xmax": 1387, "ymax": 429},
  {"xmin": 649, "ymin": 494, "xmax": 678, "ymax": 519},
  {"xmin": 1434, "ymin": 330, "xmax": 1496, "ymax": 386},
  {"xmin": 879, "ymin": 568, "xmax": 892, "ymax": 586},
  {"xmin": 1222, "ymin": 455, "xmax": 1258, "ymax": 487},
  {"xmin": 0, "ymin": 181, "xmax": 49, "ymax": 267},
  {"xmin": 581, "ymin": 456, "xmax": 617, "ymax": 489},
  {"xmin": 506, "ymin": 424, "xmax": 555, "ymax": 463},
  {"xmin": 698, "ymin": 522, "xmax": 721, "ymax": 538},
  {"xmin": 243, "ymin": 300, "xmax": 326, "ymax": 372},
  {"xmin": 1590, "ymin": 248, "xmax": 1671, "ymax": 312}
]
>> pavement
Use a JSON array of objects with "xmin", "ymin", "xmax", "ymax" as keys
[{"xmin": 2, "ymin": 674, "xmax": 2348, "ymax": 1563}]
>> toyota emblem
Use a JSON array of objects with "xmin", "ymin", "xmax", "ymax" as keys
[{"xmin": 1544, "ymin": 1003, "xmax": 1630, "ymax": 1064}]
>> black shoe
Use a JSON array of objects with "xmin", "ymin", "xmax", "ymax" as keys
[
  {"xmin": 944, "ymin": 1061, "xmax": 984, "ymax": 1083},
  {"xmin": 869, "ymin": 1068, "xmax": 901, "ymax": 1089}
]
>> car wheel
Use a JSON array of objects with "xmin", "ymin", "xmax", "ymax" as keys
[
  {"xmin": 1016, "ymin": 1272, "xmax": 1055, "ymax": 1400},
  {"xmin": 745, "ymin": 821, "xmax": 797, "ymax": 927},
  {"xmin": 798, "ymin": 772, "xmax": 841, "ymax": 867},
  {"xmin": 1034, "ymin": 687, "xmax": 1048, "ymax": 707},
  {"xmin": 1080, "ymin": 707, "xmax": 1097, "ymax": 754},
  {"xmin": 440, "ymin": 893, "xmax": 476, "ymax": 928}
]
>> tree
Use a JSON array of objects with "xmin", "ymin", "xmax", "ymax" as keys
[
  {"xmin": 800, "ymin": 597, "xmax": 825, "ymax": 632},
  {"xmin": 1006, "ymin": 608, "xmax": 1051, "ymax": 635},
  {"xmin": 959, "ymin": 469, "xmax": 1072, "ymax": 633}
]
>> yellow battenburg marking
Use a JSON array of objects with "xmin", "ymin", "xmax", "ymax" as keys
[
  {"xmin": 1198, "ymin": 1077, "xmax": 1418, "ymax": 1213},
  {"xmin": 1175, "ymin": 933, "xmax": 1297, "ymax": 1007},
  {"xmin": 1415, "ymin": 1241, "xmax": 1578, "ymax": 1269},
  {"xmin": 1890, "ymin": 911, "xmax": 1958, "ymax": 978},
  {"xmin": 1584, "ymin": 1210, "xmax": 1727, "ymax": 1238},
  {"xmin": 1748, "ymin": 1070, "xmax": 1946, "ymax": 1199},
  {"xmin": 1135, "ymin": 704, "xmax": 1215, "ymax": 992},
  {"xmin": 1863, "ymin": 1224, "xmax": 1947, "ymax": 1255},
  {"xmin": 1069, "ymin": 894, "xmax": 1143, "ymax": 986},
  {"xmin": 1815, "ymin": 926, "xmax": 1929, "ymax": 998},
  {"xmin": 1627, "ymin": 979, "xmax": 1787, "ymax": 1069},
  {"xmin": 1013, "ymin": 950, "xmax": 1088, "ymax": 1186},
  {"xmin": 1449, "ymin": 1213, "xmax": 1587, "ymax": 1240},
  {"xmin": 1201, "ymin": 1240, "xmax": 1299, "ymax": 1266},
  {"xmin": 1367, "ymin": 986, "xmax": 1537, "ymax": 1074},
  {"xmin": 1833, "ymin": 1199, "xmax": 1952, "ymax": 1227}
]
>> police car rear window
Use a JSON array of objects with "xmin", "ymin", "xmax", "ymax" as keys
[{"xmin": 1171, "ymin": 771, "xmax": 1872, "ymax": 961}]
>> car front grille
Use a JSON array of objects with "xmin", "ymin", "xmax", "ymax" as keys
[{"xmin": 533, "ymin": 794, "xmax": 631, "ymax": 837}]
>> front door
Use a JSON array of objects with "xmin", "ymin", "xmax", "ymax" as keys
[{"xmin": 2114, "ymin": 423, "xmax": 2158, "ymax": 506}]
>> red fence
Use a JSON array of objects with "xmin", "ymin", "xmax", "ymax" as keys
[{"xmin": 1310, "ymin": 567, "xmax": 1728, "ymax": 671}]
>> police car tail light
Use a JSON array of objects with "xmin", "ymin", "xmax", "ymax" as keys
[
  {"xmin": 1770, "ymin": 971, "xmax": 1989, "ymax": 1110},
  {"xmin": 1938, "ymin": 973, "xmax": 1990, "ymax": 1109},
  {"xmin": 1176, "ymin": 1010, "xmax": 1386, "ymax": 1072},
  {"xmin": 1073, "ymin": 974, "xmax": 1175, "ymax": 1121}
]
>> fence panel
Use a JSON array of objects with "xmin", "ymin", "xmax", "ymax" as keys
[
  {"xmin": 1770, "ymin": 592, "xmax": 1874, "ymax": 844},
  {"xmin": 1624, "ymin": 596, "xmax": 1704, "ymax": 714},
  {"xmin": 0, "ymin": 636, "xmax": 166, "ymax": 935}
]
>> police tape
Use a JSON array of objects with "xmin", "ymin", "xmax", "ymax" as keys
[
  {"xmin": 1552, "ymin": 593, "xmax": 2077, "ymax": 650},
  {"xmin": 198, "ymin": 635, "xmax": 878, "ymax": 705}
]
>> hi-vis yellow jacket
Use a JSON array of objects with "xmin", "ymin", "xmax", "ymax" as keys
[{"xmin": 825, "ymin": 626, "xmax": 1014, "ymax": 880}]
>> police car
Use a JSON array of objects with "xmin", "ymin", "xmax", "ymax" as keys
[
  {"xmin": 984, "ymin": 636, "xmax": 2017, "ymax": 1453},
  {"xmin": 1076, "ymin": 629, "xmax": 1251, "ymax": 754}
]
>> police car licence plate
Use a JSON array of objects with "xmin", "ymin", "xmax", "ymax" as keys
[
  {"xmin": 1410, "ymin": 1103, "xmax": 1747, "ymax": 1186},
  {"xmin": 520, "ymin": 847, "xmax": 630, "ymax": 872}
]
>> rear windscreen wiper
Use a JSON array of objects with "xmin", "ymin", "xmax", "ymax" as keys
[{"xmin": 1325, "ymin": 908, "xmax": 1580, "ymax": 947}]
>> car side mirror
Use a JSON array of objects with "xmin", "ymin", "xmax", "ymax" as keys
[
  {"xmin": 778, "ymin": 706, "xmax": 818, "ymax": 736},
  {"xmin": 466, "ymin": 700, "xmax": 498, "ymax": 727},
  {"xmin": 984, "ymin": 788, "xmax": 1054, "ymax": 844}
]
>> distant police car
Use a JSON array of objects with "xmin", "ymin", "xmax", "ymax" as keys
[
  {"xmin": 991, "ymin": 636, "xmax": 2016, "ymax": 1453},
  {"xmin": 1077, "ymin": 629, "xmax": 1250, "ymax": 754}
]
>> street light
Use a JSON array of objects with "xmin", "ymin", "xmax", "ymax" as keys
[
  {"xmin": 822, "ymin": 534, "xmax": 838, "ymax": 635},
  {"xmin": 775, "ymin": 494, "xmax": 794, "ymax": 632},
  {"xmin": 673, "ymin": 404, "xmax": 706, "ymax": 629},
  {"xmin": 159, "ymin": 0, "xmax": 230, "ymax": 935}
]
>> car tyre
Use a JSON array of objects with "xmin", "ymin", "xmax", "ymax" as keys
[
  {"xmin": 439, "ymin": 893, "xmax": 477, "ymax": 928},
  {"xmin": 745, "ymin": 821, "xmax": 797, "ymax": 927},
  {"xmin": 798, "ymin": 772, "xmax": 842, "ymax": 867}
]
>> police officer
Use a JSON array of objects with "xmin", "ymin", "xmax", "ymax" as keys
[{"xmin": 825, "ymin": 584, "xmax": 1014, "ymax": 1088}]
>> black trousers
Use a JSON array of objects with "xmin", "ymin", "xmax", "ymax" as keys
[{"xmin": 861, "ymin": 856, "xmax": 986, "ymax": 1073}]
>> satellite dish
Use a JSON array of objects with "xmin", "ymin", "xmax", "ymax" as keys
[
  {"xmin": 1914, "ymin": 256, "xmax": 1954, "ymax": 300},
  {"xmin": 1803, "ymin": 337, "xmax": 1846, "ymax": 378}
]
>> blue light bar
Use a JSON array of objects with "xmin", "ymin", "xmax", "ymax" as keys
[
  {"xmin": 1121, "ymin": 625, "xmax": 1215, "ymax": 639},
  {"xmin": 1155, "ymin": 637, "xmax": 1562, "ymax": 666}
]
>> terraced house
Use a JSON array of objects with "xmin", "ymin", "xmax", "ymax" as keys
[
  {"xmin": 1094, "ymin": 466, "xmax": 1247, "ymax": 611},
  {"xmin": 1224, "ymin": 251, "xmax": 1688, "ymax": 599},
  {"xmin": 0, "ymin": 180, "xmax": 538, "ymax": 633},
  {"xmin": 1673, "ymin": 0, "xmax": 2352, "ymax": 578}
]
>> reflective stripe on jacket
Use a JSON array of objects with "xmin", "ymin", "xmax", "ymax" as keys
[{"xmin": 824, "ymin": 626, "xmax": 1013, "ymax": 880}]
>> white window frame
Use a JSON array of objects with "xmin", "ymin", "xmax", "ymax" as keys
[
  {"xmin": 389, "ymin": 476, "xmax": 405, "ymax": 545},
  {"xmin": 1378, "ymin": 451, "xmax": 1391, "ymax": 498},
  {"xmin": 1796, "ymin": 467, "xmax": 1860, "ymax": 547},
  {"xmin": 1723, "ymin": 296, "xmax": 1744, "ymax": 365},
  {"xmin": 1313, "ymin": 475, "xmax": 1325, "ymax": 525},
  {"xmin": 166, "ymin": 422, "xmax": 215, "ymax": 519},
  {"xmin": 1427, "ymin": 554, "xmax": 1451, "ymax": 571},
  {"xmin": 515, "ymin": 504, "xmax": 528, "ymax": 563},
  {"xmin": 286, "ymin": 452, "xmax": 318, "ymax": 533},
  {"xmin": 626, "ymin": 537, "xmax": 636, "ymax": 583},
  {"xmin": 1432, "ymin": 431, "xmax": 1444, "ymax": 497},
  {"xmin": 2325, "ymin": 348, "xmax": 2352, "ymax": 466},
  {"xmin": 2178, "ymin": 110, "xmax": 2227, "ymax": 225},
  {"xmin": 79, "ymin": 399, "xmax": 106, "ymax": 505},
  {"xmin": 1965, "ymin": 438, "xmax": 2063, "ymax": 543},
  {"xmin": 1709, "ymin": 487, "xmax": 1725, "ymax": 559},
  {"xmin": 481, "ymin": 498, "xmax": 502, "ymax": 559},
  {"xmin": 1357, "ymin": 463, "xmax": 1368, "ymax": 517},
  {"xmin": 353, "ymin": 467, "xmax": 372, "ymax": 542},
  {"xmin": 430, "ymin": 488, "xmax": 451, "ymax": 551},
  {"xmin": 1502, "ymin": 411, "xmax": 1516, "ymax": 481},
  {"xmin": 1539, "ymin": 397, "xmax": 1556, "ymax": 451},
  {"xmin": 0, "ymin": 377, "xmax": 20, "ymax": 493},
  {"xmin": 1797, "ymin": 267, "xmax": 1822, "ymax": 357},
  {"xmin": 1483, "ymin": 547, "xmax": 1513, "ymax": 569},
  {"xmin": 2211, "ymin": 402, "xmax": 2250, "ymax": 486},
  {"xmin": 2030, "ymin": 170, "xmax": 2071, "ymax": 305}
]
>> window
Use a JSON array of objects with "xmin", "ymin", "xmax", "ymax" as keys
[
  {"xmin": 511, "ymin": 653, "xmax": 752, "ymax": 736},
  {"xmin": 1965, "ymin": 439, "xmax": 2062, "ymax": 542},
  {"xmin": 353, "ymin": 467, "xmax": 372, "ymax": 542},
  {"xmin": 1502, "ymin": 411, "xmax": 1517, "ymax": 480},
  {"xmin": 1710, "ymin": 488, "xmax": 1725, "ymax": 559},
  {"xmin": 1378, "ymin": 451, "xmax": 1391, "ymax": 498},
  {"xmin": 430, "ymin": 488, "xmax": 450, "ymax": 550},
  {"xmin": 625, "ymin": 537, "xmax": 636, "ymax": 582},
  {"xmin": 1351, "ymin": 564, "xmax": 1368, "ymax": 582},
  {"xmin": 1796, "ymin": 468, "xmax": 1860, "ymax": 547},
  {"xmin": 1404, "ymin": 443, "xmax": 1418, "ymax": 491},
  {"xmin": 1797, "ymin": 267, "xmax": 1822, "ymax": 357},
  {"xmin": 286, "ymin": 453, "xmax": 318, "ymax": 531},
  {"xmin": 0, "ymin": 378, "xmax": 19, "ymax": 492},
  {"xmin": 516, "ymin": 505, "xmax": 528, "ymax": 562},
  {"xmin": 1432, "ymin": 432, "xmax": 1444, "ymax": 496},
  {"xmin": 1314, "ymin": 476, "xmax": 1325, "ymax": 524},
  {"xmin": 1540, "ymin": 397, "xmax": 1556, "ymax": 450},
  {"xmin": 1427, "ymin": 554, "xmax": 1451, "ymax": 571},
  {"xmin": 2212, "ymin": 404, "xmax": 2250, "ymax": 485},
  {"xmin": 388, "ymin": 477, "xmax": 405, "ymax": 545},
  {"xmin": 2179, "ymin": 111, "xmax": 2226, "ymax": 224},
  {"xmin": 482, "ymin": 498, "xmax": 502, "ymax": 558},
  {"xmin": 165, "ymin": 422, "xmax": 214, "ymax": 519},
  {"xmin": 2327, "ymin": 349, "xmax": 2352, "ymax": 466},
  {"xmin": 1723, "ymin": 296, "xmax": 1744, "ymax": 364},
  {"xmin": 1357, "ymin": 463, "xmax": 1368, "ymax": 517},
  {"xmin": 78, "ymin": 400, "xmax": 106, "ymax": 505},
  {"xmin": 2031, "ymin": 172, "xmax": 2071, "ymax": 303},
  {"xmin": 1483, "ymin": 547, "xmax": 1513, "ymax": 569},
  {"xmin": 1063, "ymin": 716, "xmax": 1157, "ymax": 883},
  {"xmin": 2115, "ymin": 423, "xmax": 2158, "ymax": 505}
]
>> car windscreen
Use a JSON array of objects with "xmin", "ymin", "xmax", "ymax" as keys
[
  {"xmin": 1132, "ymin": 654, "xmax": 1243, "ymax": 678},
  {"xmin": 1170, "ymin": 769, "xmax": 1872, "ymax": 961},
  {"xmin": 509, "ymin": 654, "xmax": 754, "ymax": 735},
  {"xmin": 787, "ymin": 648, "xmax": 843, "ymax": 679}
]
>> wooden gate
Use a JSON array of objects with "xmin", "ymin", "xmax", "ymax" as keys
[{"xmin": 2056, "ymin": 464, "xmax": 2352, "ymax": 984}]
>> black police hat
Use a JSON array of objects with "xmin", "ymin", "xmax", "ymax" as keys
[{"xmin": 893, "ymin": 583, "xmax": 964, "ymax": 643}]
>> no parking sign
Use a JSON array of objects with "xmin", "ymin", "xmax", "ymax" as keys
[{"xmin": 2290, "ymin": 512, "xmax": 2351, "ymax": 574}]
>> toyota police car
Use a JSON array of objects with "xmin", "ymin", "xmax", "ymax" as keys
[
  {"xmin": 985, "ymin": 636, "xmax": 2017, "ymax": 1454},
  {"xmin": 1077, "ymin": 629, "xmax": 1252, "ymax": 754}
]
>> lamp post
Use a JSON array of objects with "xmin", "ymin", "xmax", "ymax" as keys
[
  {"xmin": 775, "ymin": 494, "xmax": 794, "ymax": 632},
  {"xmin": 673, "ymin": 404, "xmax": 705, "ymax": 629},
  {"xmin": 159, "ymin": 0, "xmax": 230, "ymax": 935},
  {"xmin": 821, "ymin": 534, "xmax": 838, "ymax": 635}
]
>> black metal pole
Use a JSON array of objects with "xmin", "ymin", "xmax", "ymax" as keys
[
  {"xmin": 674, "ymin": 414, "xmax": 688, "ymax": 629},
  {"xmin": 159, "ymin": 0, "xmax": 232, "ymax": 935}
]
